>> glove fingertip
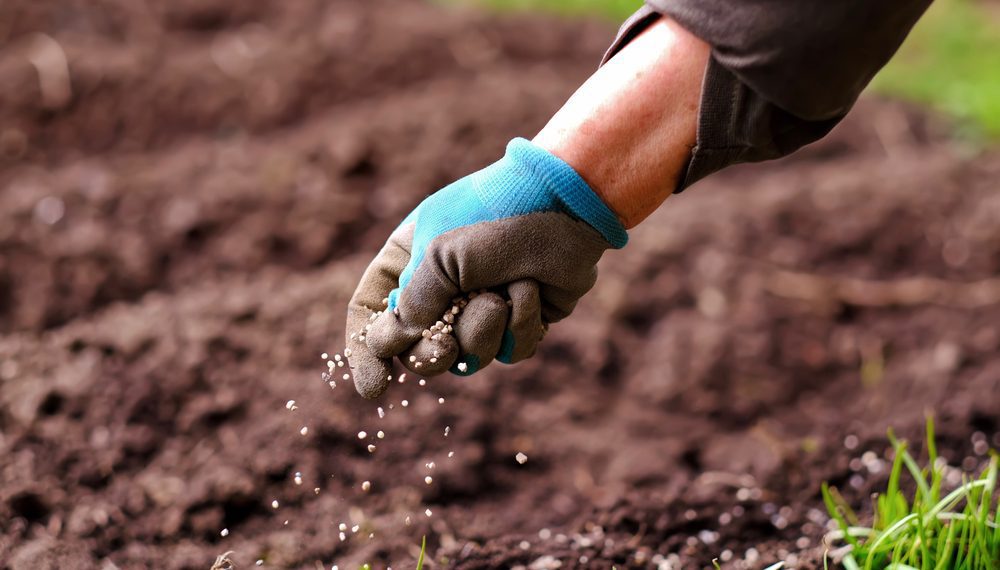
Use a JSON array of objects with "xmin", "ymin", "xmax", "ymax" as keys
[{"xmin": 347, "ymin": 353, "xmax": 394, "ymax": 399}]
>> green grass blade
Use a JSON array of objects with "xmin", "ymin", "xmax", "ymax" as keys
[
  {"xmin": 926, "ymin": 417, "xmax": 938, "ymax": 469},
  {"xmin": 973, "ymin": 481, "xmax": 987, "ymax": 570},
  {"xmin": 900, "ymin": 447, "xmax": 933, "ymax": 502},
  {"xmin": 933, "ymin": 514, "xmax": 959, "ymax": 570},
  {"xmin": 977, "ymin": 458, "xmax": 996, "ymax": 526},
  {"xmin": 934, "ymin": 510, "xmax": 958, "ymax": 570},
  {"xmin": 924, "ymin": 479, "xmax": 992, "ymax": 526},
  {"xmin": 824, "ymin": 482, "xmax": 861, "ymax": 549},
  {"xmin": 890, "ymin": 531, "xmax": 910, "ymax": 567},
  {"xmin": 914, "ymin": 509, "xmax": 930, "ymax": 570},
  {"xmin": 885, "ymin": 435, "xmax": 908, "ymax": 525},
  {"xmin": 888, "ymin": 430, "xmax": 932, "ymax": 506},
  {"xmin": 993, "ymin": 485, "xmax": 1000, "ymax": 565},
  {"xmin": 866, "ymin": 513, "xmax": 919, "ymax": 566},
  {"xmin": 955, "ymin": 492, "xmax": 973, "ymax": 569},
  {"xmin": 416, "ymin": 535, "xmax": 427, "ymax": 570}
]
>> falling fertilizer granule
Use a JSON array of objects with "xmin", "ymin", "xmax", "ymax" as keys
[{"xmin": 515, "ymin": 452, "xmax": 528, "ymax": 464}]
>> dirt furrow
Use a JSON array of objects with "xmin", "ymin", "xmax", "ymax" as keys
[
  {"xmin": 0, "ymin": 62, "xmax": 594, "ymax": 333},
  {"xmin": 0, "ymin": 0, "xmax": 609, "ymax": 164},
  {"xmin": 2, "ymin": 1, "xmax": 999, "ymax": 568}
]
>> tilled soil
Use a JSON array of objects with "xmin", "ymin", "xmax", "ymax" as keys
[{"xmin": 1, "ymin": 1, "xmax": 999, "ymax": 569}]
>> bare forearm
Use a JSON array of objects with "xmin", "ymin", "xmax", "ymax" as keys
[{"xmin": 533, "ymin": 17, "xmax": 709, "ymax": 229}]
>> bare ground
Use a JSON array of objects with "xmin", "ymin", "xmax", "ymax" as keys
[{"xmin": 1, "ymin": 1, "xmax": 999, "ymax": 568}]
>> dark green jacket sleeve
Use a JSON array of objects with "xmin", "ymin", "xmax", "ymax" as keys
[{"xmin": 604, "ymin": 0, "xmax": 932, "ymax": 191}]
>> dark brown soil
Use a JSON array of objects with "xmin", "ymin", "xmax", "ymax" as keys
[{"xmin": 1, "ymin": 1, "xmax": 998, "ymax": 569}]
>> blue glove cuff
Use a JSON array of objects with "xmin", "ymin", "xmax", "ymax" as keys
[
  {"xmin": 389, "ymin": 138, "xmax": 628, "ymax": 310},
  {"xmin": 481, "ymin": 138, "xmax": 629, "ymax": 249}
]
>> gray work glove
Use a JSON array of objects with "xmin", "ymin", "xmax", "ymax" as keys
[{"xmin": 345, "ymin": 138, "xmax": 627, "ymax": 398}]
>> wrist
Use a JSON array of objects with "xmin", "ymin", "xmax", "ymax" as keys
[
  {"xmin": 491, "ymin": 138, "xmax": 628, "ymax": 249},
  {"xmin": 532, "ymin": 16, "xmax": 708, "ymax": 229},
  {"xmin": 533, "ymin": 135, "xmax": 643, "ymax": 229}
]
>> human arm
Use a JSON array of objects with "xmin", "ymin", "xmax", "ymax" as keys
[
  {"xmin": 533, "ymin": 16, "xmax": 709, "ymax": 228},
  {"xmin": 344, "ymin": 0, "xmax": 933, "ymax": 398},
  {"xmin": 344, "ymin": 16, "xmax": 708, "ymax": 398}
]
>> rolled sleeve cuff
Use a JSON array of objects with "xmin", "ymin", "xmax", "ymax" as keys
[{"xmin": 602, "ymin": 5, "xmax": 847, "ymax": 193}]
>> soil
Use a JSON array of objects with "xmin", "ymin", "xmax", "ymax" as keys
[{"xmin": 1, "ymin": 1, "xmax": 998, "ymax": 569}]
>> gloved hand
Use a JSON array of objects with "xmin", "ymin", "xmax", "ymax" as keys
[{"xmin": 345, "ymin": 138, "xmax": 627, "ymax": 398}]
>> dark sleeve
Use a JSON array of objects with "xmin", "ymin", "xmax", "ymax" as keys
[{"xmin": 603, "ymin": 0, "xmax": 933, "ymax": 191}]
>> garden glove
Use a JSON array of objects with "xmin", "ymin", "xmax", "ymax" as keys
[{"xmin": 345, "ymin": 138, "xmax": 627, "ymax": 398}]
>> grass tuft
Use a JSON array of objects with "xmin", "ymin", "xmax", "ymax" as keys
[{"xmin": 823, "ymin": 418, "xmax": 999, "ymax": 569}]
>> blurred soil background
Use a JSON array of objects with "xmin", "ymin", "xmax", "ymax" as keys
[{"xmin": 1, "ymin": 0, "xmax": 998, "ymax": 569}]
